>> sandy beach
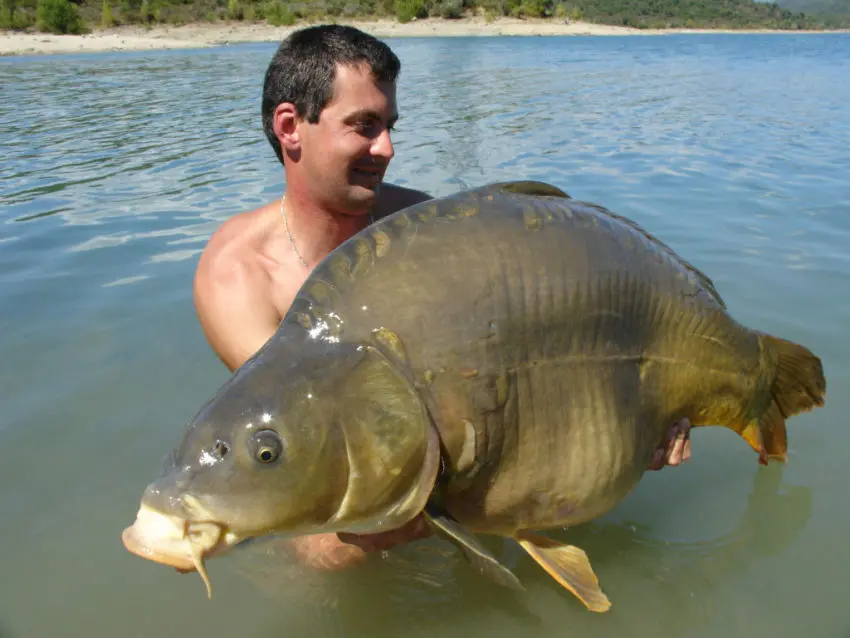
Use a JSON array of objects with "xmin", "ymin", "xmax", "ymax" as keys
[{"xmin": 2, "ymin": 17, "xmax": 842, "ymax": 57}]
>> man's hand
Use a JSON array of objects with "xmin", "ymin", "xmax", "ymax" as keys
[
  {"xmin": 648, "ymin": 417, "xmax": 692, "ymax": 471},
  {"xmin": 337, "ymin": 514, "xmax": 432, "ymax": 553},
  {"xmin": 289, "ymin": 516, "xmax": 433, "ymax": 571}
]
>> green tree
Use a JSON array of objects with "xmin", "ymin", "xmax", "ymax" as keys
[
  {"xmin": 394, "ymin": 0, "xmax": 426, "ymax": 21},
  {"xmin": 36, "ymin": 0, "xmax": 86, "ymax": 33},
  {"xmin": 101, "ymin": 0, "xmax": 113, "ymax": 26}
]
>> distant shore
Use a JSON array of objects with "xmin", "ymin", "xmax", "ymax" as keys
[{"xmin": 2, "ymin": 18, "xmax": 847, "ymax": 57}]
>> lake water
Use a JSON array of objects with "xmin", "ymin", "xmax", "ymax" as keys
[{"xmin": 2, "ymin": 32, "xmax": 849, "ymax": 638}]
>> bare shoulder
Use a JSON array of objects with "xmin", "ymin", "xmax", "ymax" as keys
[
  {"xmin": 373, "ymin": 183, "xmax": 433, "ymax": 220},
  {"xmin": 194, "ymin": 208, "xmax": 270, "ymax": 299},
  {"xmin": 193, "ymin": 205, "xmax": 282, "ymax": 371}
]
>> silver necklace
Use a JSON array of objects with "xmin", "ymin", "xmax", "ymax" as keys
[
  {"xmin": 281, "ymin": 194, "xmax": 374, "ymax": 270},
  {"xmin": 281, "ymin": 195, "xmax": 309, "ymax": 268}
]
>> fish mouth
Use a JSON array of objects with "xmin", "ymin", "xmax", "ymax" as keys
[{"xmin": 121, "ymin": 505, "xmax": 242, "ymax": 597}]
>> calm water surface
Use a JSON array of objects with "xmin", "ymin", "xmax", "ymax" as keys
[{"xmin": 1, "ymin": 33, "xmax": 849, "ymax": 638}]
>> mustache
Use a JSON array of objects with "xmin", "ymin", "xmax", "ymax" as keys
[{"xmin": 352, "ymin": 161, "xmax": 388, "ymax": 172}]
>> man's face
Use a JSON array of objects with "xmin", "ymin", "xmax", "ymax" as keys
[{"xmin": 298, "ymin": 62, "xmax": 397, "ymax": 215}]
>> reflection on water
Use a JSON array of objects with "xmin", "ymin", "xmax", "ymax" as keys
[{"xmin": 1, "ymin": 33, "xmax": 849, "ymax": 638}]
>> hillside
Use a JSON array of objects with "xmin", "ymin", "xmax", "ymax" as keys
[
  {"xmin": 776, "ymin": 0, "xmax": 850, "ymax": 22},
  {"xmin": 2, "ymin": 0, "xmax": 847, "ymax": 39}
]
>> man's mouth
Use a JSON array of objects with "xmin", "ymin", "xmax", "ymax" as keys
[{"xmin": 352, "ymin": 166, "xmax": 384, "ymax": 185}]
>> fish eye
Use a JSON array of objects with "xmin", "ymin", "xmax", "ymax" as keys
[{"xmin": 250, "ymin": 429, "xmax": 283, "ymax": 464}]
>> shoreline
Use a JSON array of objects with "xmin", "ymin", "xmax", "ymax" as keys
[{"xmin": 2, "ymin": 18, "xmax": 847, "ymax": 57}]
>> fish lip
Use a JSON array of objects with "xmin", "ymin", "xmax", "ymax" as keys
[
  {"xmin": 121, "ymin": 505, "xmax": 233, "ymax": 571},
  {"xmin": 121, "ymin": 524, "xmax": 198, "ymax": 571}
]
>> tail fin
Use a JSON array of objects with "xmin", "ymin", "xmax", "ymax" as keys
[{"xmin": 741, "ymin": 334, "xmax": 826, "ymax": 465}]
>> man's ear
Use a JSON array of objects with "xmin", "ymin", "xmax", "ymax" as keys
[{"xmin": 273, "ymin": 102, "xmax": 301, "ymax": 152}]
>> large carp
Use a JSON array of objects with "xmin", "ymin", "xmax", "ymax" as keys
[{"xmin": 122, "ymin": 181, "xmax": 825, "ymax": 612}]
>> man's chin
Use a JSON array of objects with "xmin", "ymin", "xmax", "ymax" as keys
[{"xmin": 345, "ymin": 186, "xmax": 380, "ymax": 211}]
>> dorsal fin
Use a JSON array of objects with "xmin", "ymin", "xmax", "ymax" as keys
[{"xmin": 481, "ymin": 180, "xmax": 571, "ymax": 199}]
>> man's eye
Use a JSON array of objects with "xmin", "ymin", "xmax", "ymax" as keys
[{"xmin": 351, "ymin": 120, "xmax": 394, "ymax": 138}]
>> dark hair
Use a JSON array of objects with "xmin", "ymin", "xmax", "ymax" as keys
[{"xmin": 261, "ymin": 24, "xmax": 401, "ymax": 164}]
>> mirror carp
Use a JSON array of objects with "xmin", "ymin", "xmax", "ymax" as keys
[{"xmin": 122, "ymin": 181, "xmax": 826, "ymax": 612}]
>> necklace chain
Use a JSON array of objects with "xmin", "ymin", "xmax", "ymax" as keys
[
  {"xmin": 281, "ymin": 195, "xmax": 308, "ymax": 269},
  {"xmin": 281, "ymin": 194, "xmax": 374, "ymax": 270}
]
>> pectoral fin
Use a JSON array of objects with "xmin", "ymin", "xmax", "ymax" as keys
[
  {"xmin": 424, "ymin": 506, "xmax": 524, "ymax": 592},
  {"xmin": 515, "ymin": 531, "xmax": 611, "ymax": 613}
]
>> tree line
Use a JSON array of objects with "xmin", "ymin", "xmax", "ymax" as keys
[{"xmin": 2, "ymin": 0, "xmax": 846, "ymax": 40}]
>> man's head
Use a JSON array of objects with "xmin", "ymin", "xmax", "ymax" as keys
[{"xmin": 262, "ymin": 25, "xmax": 401, "ymax": 214}]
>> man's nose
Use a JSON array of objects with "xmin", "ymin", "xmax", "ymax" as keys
[{"xmin": 371, "ymin": 128, "xmax": 394, "ymax": 162}]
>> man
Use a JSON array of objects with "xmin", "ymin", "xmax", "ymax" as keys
[{"xmin": 193, "ymin": 24, "xmax": 692, "ymax": 571}]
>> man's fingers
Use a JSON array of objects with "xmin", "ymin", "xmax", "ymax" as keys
[
  {"xmin": 290, "ymin": 534, "xmax": 367, "ymax": 571},
  {"xmin": 667, "ymin": 418, "xmax": 692, "ymax": 466},
  {"xmin": 647, "ymin": 417, "xmax": 693, "ymax": 470},
  {"xmin": 667, "ymin": 432, "xmax": 685, "ymax": 465}
]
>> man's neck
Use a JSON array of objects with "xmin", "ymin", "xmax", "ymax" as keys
[{"xmin": 280, "ymin": 187, "xmax": 373, "ymax": 269}]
